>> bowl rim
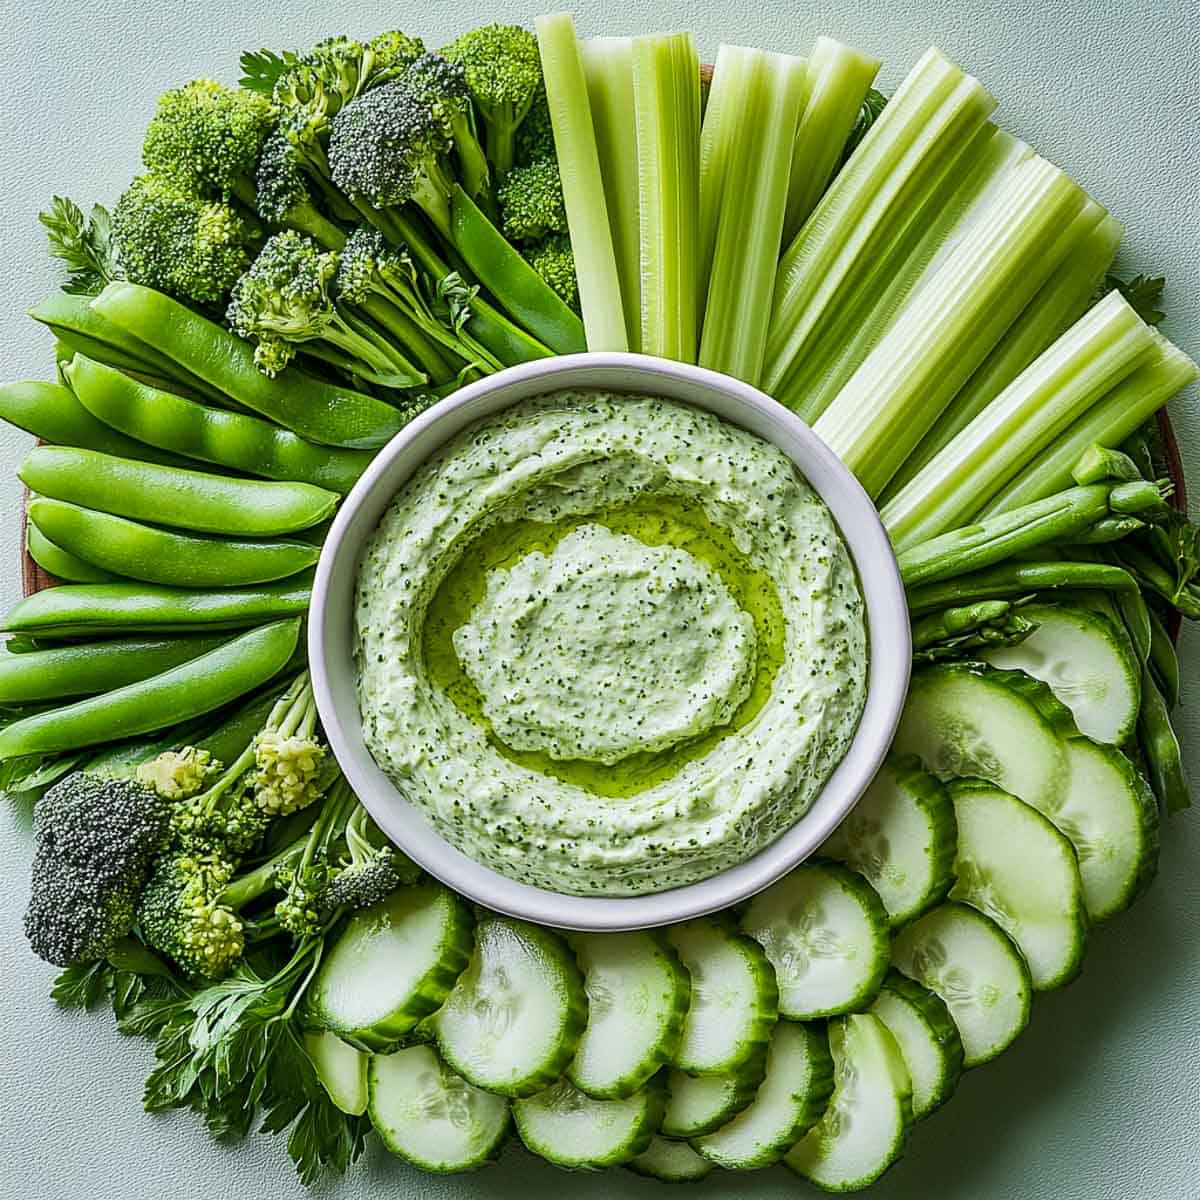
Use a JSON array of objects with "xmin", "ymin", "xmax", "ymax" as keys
[{"xmin": 309, "ymin": 351, "xmax": 911, "ymax": 931}]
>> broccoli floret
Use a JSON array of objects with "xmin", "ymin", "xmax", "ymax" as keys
[
  {"xmin": 254, "ymin": 730, "xmax": 326, "ymax": 818},
  {"xmin": 515, "ymin": 90, "xmax": 554, "ymax": 166},
  {"xmin": 321, "ymin": 805, "xmax": 419, "ymax": 914},
  {"xmin": 112, "ymin": 173, "xmax": 258, "ymax": 306},
  {"xmin": 527, "ymin": 233, "xmax": 578, "ymax": 311},
  {"xmin": 442, "ymin": 24, "xmax": 543, "ymax": 176},
  {"xmin": 254, "ymin": 128, "xmax": 348, "ymax": 250},
  {"xmin": 497, "ymin": 158, "xmax": 567, "ymax": 242},
  {"xmin": 365, "ymin": 30, "xmax": 427, "ymax": 83},
  {"xmin": 24, "ymin": 772, "xmax": 170, "ymax": 966},
  {"xmin": 274, "ymin": 860, "xmax": 335, "ymax": 938},
  {"xmin": 137, "ymin": 747, "xmax": 220, "ymax": 801},
  {"xmin": 142, "ymin": 79, "xmax": 274, "ymax": 209}
]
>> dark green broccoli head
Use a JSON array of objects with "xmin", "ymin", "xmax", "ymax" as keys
[
  {"xmin": 515, "ymin": 90, "xmax": 554, "ymax": 166},
  {"xmin": 168, "ymin": 780, "xmax": 270, "ymax": 860},
  {"xmin": 142, "ymin": 79, "xmax": 273, "ymax": 197},
  {"xmin": 497, "ymin": 157, "xmax": 567, "ymax": 242},
  {"xmin": 321, "ymin": 846, "xmax": 410, "ymax": 913},
  {"xmin": 24, "ymin": 773, "xmax": 170, "ymax": 966},
  {"xmin": 403, "ymin": 51, "xmax": 472, "ymax": 119},
  {"xmin": 528, "ymin": 233, "xmax": 578, "ymax": 311},
  {"xmin": 113, "ymin": 173, "xmax": 258, "ymax": 306},
  {"xmin": 334, "ymin": 226, "xmax": 390, "ymax": 304},
  {"xmin": 254, "ymin": 127, "xmax": 313, "ymax": 224}
]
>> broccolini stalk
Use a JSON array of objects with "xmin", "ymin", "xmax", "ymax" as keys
[
  {"xmin": 782, "ymin": 37, "xmax": 880, "ymax": 243},
  {"xmin": 1138, "ymin": 665, "xmax": 1190, "ymax": 812},
  {"xmin": 1147, "ymin": 607, "xmax": 1181, "ymax": 709},
  {"xmin": 904, "ymin": 560, "xmax": 1140, "ymax": 615},
  {"xmin": 881, "ymin": 290, "xmax": 1157, "ymax": 549},
  {"xmin": 697, "ymin": 44, "xmax": 807, "ymax": 386},
  {"xmin": 536, "ymin": 13, "xmax": 628, "ymax": 351},
  {"xmin": 763, "ymin": 48, "xmax": 997, "ymax": 396},
  {"xmin": 632, "ymin": 31, "xmax": 700, "ymax": 362}
]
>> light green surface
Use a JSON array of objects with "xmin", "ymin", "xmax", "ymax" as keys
[{"xmin": 0, "ymin": 1, "xmax": 1196, "ymax": 1197}]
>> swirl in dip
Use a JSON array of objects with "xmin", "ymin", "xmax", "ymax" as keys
[{"xmin": 354, "ymin": 391, "xmax": 867, "ymax": 895}]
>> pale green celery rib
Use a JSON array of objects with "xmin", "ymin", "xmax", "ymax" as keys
[
  {"xmin": 814, "ymin": 155, "xmax": 1088, "ymax": 498},
  {"xmin": 782, "ymin": 37, "xmax": 881, "ymax": 244},
  {"xmin": 536, "ymin": 13, "xmax": 628, "ymax": 351},
  {"xmin": 881, "ymin": 290, "xmax": 1157, "ymax": 551},
  {"xmin": 698, "ymin": 45, "xmax": 808, "ymax": 386},
  {"xmin": 981, "ymin": 332, "xmax": 1200, "ymax": 516},
  {"xmin": 783, "ymin": 124, "xmax": 1032, "ymax": 423},
  {"xmin": 632, "ymin": 31, "xmax": 701, "ymax": 362},
  {"xmin": 763, "ymin": 47, "xmax": 998, "ymax": 396},
  {"xmin": 885, "ymin": 203, "xmax": 1122, "ymax": 496},
  {"xmin": 581, "ymin": 37, "xmax": 641, "ymax": 351}
]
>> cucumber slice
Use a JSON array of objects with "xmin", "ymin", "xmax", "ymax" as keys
[
  {"xmin": 368, "ymin": 1044, "xmax": 509, "ymax": 1172},
  {"xmin": 891, "ymin": 662, "xmax": 1072, "ymax": 817},
  {"xmin": 693, "ymin": 1020, "xmax": 833, "ymax": 1169},
  {"xmin": 665, "ymin": 915, "xmax": 778, "ymax": 1075},
  {"xmin": 820, "ymin": 755, "xmax": 957, "ymax": 926},
  {"xmin": 568, "ymin": 930, "xmax": 690, "ymax": 1098},
  {"xmin": 303, "ymin": 1030, "xmax": 367, "ymax": 1116},
  {"xmin": 868, "ymin": 970, "xmax": 963, "ymax": 1119},
  {"xmin": 784, "ymin": 1013, "xmax": 912, "ymax": 1192},
  {"xmin": 741, "ymin": 863, "xmax": 889, "ymax": 1019},
  {"xmin": 627, "ymin": 1135, "xmax": 714, "ymax": 1182},
  {"xmin": 984, "ymin": 604, "xmax": 1140, "ymax": 744},
  {"xmin": 512, "ymin": 1076, "xmax": 665, "ymax": 1169},
  {"xmin": 1060, "ymin": 738, "xmax": 1159, "ymax": 921},
  {"xmin": 892, "ymin": 902, "xmax": 1032, "ymax": 1068},
  {"xmin": 434, "ymin": 913, "xmax": 586, "ymax": 1097},
  {"xmin": 306, "ymin": 882, "xmax": 474, "ymax": 1051},
  {"xmin": 661, "ymin": 1046, "xmax": 767, "ymax": 1138},
  {"xmin": 948, "ymin": 779, "xmax": 1088, "ymax": 990}
]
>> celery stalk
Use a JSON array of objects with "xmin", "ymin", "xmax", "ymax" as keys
[
  {"xmin": 982, "ymin": 332, "xmax": 1200, "ymax": 515},
  {"xmin": 783, "ymin": 37, "xmax": 881, "ymax": 243},
  {"xmin": 881, "ymin": 290, "xmax": 1158, "ymax": 550},
  {"xmin": 536, "ymin": 13, "xmax": 628, "ymax": 351},
  {"xmin": 763, "ymin": 47, "xmax": 997, "ymax": 396},
  {"xmin": 632, "ymin": 31, "xmax": 701, "ymax": 362},
  {"xmin": 697, "ymin": 45, "xmax": 808, "ymax": 386},
  {"xmin": 885, "ymin": 203, "xmax": 1122, "ymax": 495},
  {"xmin": 814, "ymin": 155, "xmax": 1088, "ymax": 498},
  {"xmin": 581, "ymin": 37, "xmax": 640, "ymax": 350},
  {"xmin": 783, "ymin": 125, "xmax": 1033, "ymax": 422}
]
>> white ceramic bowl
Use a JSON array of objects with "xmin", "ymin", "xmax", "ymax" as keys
[{"xmin": 309, "ymin": 353, "xmax": 910, "ymax": 931}]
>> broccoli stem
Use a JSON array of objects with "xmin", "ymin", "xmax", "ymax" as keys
[{"xmin": 357, "ymin": 294, "xmax": 458, "ymax": 383}]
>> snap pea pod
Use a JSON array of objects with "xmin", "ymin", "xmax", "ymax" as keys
[
  {"xmin": 1147, "ymin": 608, "xmax": 1181, "ymax": 709},
  {"xmin": 65, "ymin": 356, "xmax": 371, "ymax": 495},
  {"xmin": 0, "ymin": 633, "xmax": 232, "ymax": 703},
  {"xmin": 0, "ymin": 618, "xmax": 301, "ymax": 759},
  {"xmin": 29, "ymin": 498, "xmax": 320, "ymax": 588},
  {"xmin": 905, "ymin": 561, "xmax": 1140, "ymax": 615},
  {"xmin": 2, "ymin": 574, "xmax": 312, "ymax": 638},
  {"xmin": 91, "ymin": 282, "xmax": 408, "ymax": 449},
  {"xmin": 1138, "ymin": 665, "xmax": 1190, "ymax": 813},
  {"xmin": 27, "ymin": 521, "xmax": 117, "ymax": 583},
  {"xmin": 0, "ymin": 379, "xmax": 189, "ymax": 467},
  {"xmin": 19, "ymin": 446, "xmax": 338, "ymax": 536}
]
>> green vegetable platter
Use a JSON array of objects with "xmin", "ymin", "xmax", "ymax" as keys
[{"xmin": 3, "ymin": 12, "xmax": 1198, "ymax": 1196}]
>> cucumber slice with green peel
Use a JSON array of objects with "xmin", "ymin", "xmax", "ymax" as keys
[
  {"xmin": 868, "ymin": 970, "xmax": 963, "ymax": 1119},
  {"xmin": 820, "ymin": 756, "xmax": 957, "ymax": 926},
  {"xmin": 983, "ymin": 604, "xmax": 1140, "ymax": 744},
  {"xmin": 948, "ymin": 778, "xmax": 1088, "ymax": 990},
  {"xmin": 693, "ymin": 1020, "xmax": 833, "ymax": 1169},
  {"xmin": 662, "ymin": 1046, "xmax": 767, "ymax": 1138},
  {"xmin": 434, "ymin": 913, "xmax": 587, "ymax": 1097},
  {"xmin": 892, "ymin": 662, "xmax": 1073, "ymax": 817},
  {"xmin": 303, "ymin": 1030, "xmax": 368, "ymax": 1116},
  {"xmin": 784, "ymin": 1013, "xmax": 913, "ymax": 1193},
  {"xmin": 741, "ymin": 862, "xmax": 890, "ymax": 1019},
  {"xmin": 512, "ymin": 1076, "xmax": 665, "ymax": 1169},
  {"xmin": 568, "ymin": 930, "xmax": 690, "ymax": 1098},
  {"xmin": 306, "ymin": 882, "xmax": 474, "ymax": 1051},
  {"xmin": 666, "ymin": 916, "xmax": 778, "ymax": 1075},
  {"xmin": 368, "ymin": 1044, "xmax": 510, "ymax": 1172},
  {"xmin": 1059, "ymin": 738, "xmax": 1159, "ymax": 921},
  {"xmin": 892, "ymin": 902, "xmax": 1032, "ymax": 1068},
  {"xmin": 627, "ymin": 1135, "xmax": 714, "ymax": 1182}
]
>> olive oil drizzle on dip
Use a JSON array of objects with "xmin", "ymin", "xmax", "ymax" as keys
[{"xmin": 355, "ymin": 391, "xmax": 867, "ymax": 896}]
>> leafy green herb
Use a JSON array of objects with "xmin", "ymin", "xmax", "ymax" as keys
[
  {"xmin": 238, "ymin": 48, "xmax": 300, "ymax": 96},
  {"xmin": 1105, "ymin": 272, "xmax": 1166, "ymax": 326},
  {"xmin": 52, "ymin": 939, "xmax": 181, "ymax": 1022},
  {"xmin": 38, "ymin": 197, "xmax": 122, "ymax": 295}
]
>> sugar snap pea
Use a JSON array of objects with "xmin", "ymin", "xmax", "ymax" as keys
[
  {"xmin": 65, "ymin": 355, "xmax": 372, "ymax": 495},
  {"xmin": 19, "ymin": 446, "xmax": 338, "ymax": 536},
  {"xmin": 0, "ymin": 379, "xmax": 189, "ymax": 467},
  {"xmin": 0, "ymin": 633, "xmax": 232, "ymax": 703},
  {"xmin": 92, "ymin": 282, "xmax": 409, "ymax": 449},
  {"xmin": 26, "ymin": 520, "xmax": 118, "ymax": 583},
  {"xmin": 0, "ymin": 618, "xmax": 301, "ymax": 758},
  {"xmin": 2, "ymin": 574, "xmax": 312, "ymax": 638},
  {"xmin": 29, "ymin": 498, "xmax": 320, "ymax": 588}
]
